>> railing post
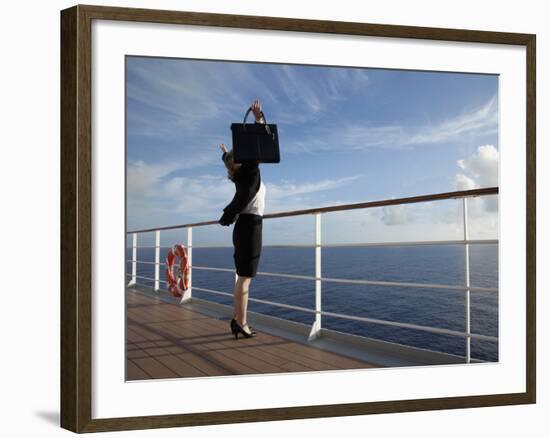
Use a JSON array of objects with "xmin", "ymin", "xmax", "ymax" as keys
[
  {"xmin": 180, "ymin": 226, "xmax": 193, "ymax": 303},
  {"xmin": 128, "ymin": 233, "xmax": 137, "ymax": 287},
  {"xmin": 463, "ymin": 197, "xmax": 471, "ymax": 363},
  {"xmin": 154, "ymin": 230, "xmax": 160, "ymax": 292},
  {"xmin": 308, "ymin": 213, "xmax": 322, "ymax": 341}
]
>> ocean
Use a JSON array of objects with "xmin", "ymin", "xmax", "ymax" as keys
[{"xmin": 126, "ymin": 244, "xmax": 498, "ymax": 362}]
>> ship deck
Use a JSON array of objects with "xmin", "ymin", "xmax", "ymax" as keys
[{"xmin": 126, "ymin": 288, "xmax": 379, "ymax": 380}]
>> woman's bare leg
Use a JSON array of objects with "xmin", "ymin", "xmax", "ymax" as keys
[
  {"xmin": 232, "ymin": 276, "xmax": 243, "ymax": 320},
  {"xmin": 232, "ymin": 276, "xmax": 239, "ymax": 320},
  {"xmin": 240, "ymin": 277, "xmax": 251, "ymax": 325},
  {"xmin": 233, "ymin": 275, "xmax": 252, "ymax": 333}
]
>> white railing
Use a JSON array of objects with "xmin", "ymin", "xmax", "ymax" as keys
[{"xmin": 126, "ymin": 187, "xmax": 499, "ymax": 363}]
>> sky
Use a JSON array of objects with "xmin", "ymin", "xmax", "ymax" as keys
[{"xmin": 126, "ymin": 56, "xmax": 499, "ymax": 247}]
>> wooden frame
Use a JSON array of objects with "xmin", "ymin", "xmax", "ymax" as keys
[{"xmin": 60, "ymin": 4, "xmax": 536, "ymax": 433}]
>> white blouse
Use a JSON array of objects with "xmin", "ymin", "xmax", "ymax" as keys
[{"xmin": 239, "ymin": 180, "xmax": 266, "ymax": 217}]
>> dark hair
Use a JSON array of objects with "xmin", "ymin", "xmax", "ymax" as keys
[{"xmin": 222, "ymin": 149, "xmax": 241, "ymax": 182}]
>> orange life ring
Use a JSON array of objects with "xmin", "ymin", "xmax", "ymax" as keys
[{"xmin": 165, "ymin": 244, "xmax": 190, "ymax": 298}]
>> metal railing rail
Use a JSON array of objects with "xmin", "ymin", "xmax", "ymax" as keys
[
  {"xmin": 126, "ymin": 187, "xmax": 499, "ymax": 363},
  {"xmin": 130, "ymin": 238, "xmax": 498, "ymax": 249},
  {"xmin": 126, "ymin": 264, "xmax": 498, "ymax": 293},
  {"xmin": 128, "ymin": 279, "xmax": 497, "ymax": 343},
  {"xmin": 128, "ymin": 187, "xmax": 497, "ymax": 234}
]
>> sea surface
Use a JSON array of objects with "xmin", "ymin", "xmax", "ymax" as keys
[{"xmin": 126, "ymin": 244, "xmax": 498, "ymax": 362}]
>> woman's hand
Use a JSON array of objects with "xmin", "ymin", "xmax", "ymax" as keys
[
  {"xmin": 251, "ymin": 99, "xmax": 264, "ymax": 123},
  {"xmin": 218, "ymin": 212, "xmax": 233, "ymax": 226},
  {"xmin": 219, "ymin": 143, "xmax": 228, "ymax": 153}
]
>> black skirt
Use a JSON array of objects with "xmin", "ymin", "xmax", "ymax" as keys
[{"xmin": 232, "ymin": 213, "xmax": 263, "ymax": 277}]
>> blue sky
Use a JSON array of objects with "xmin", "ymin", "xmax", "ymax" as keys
[{"xmin": 126, "ymin": 56, "xmax": 499, "ymax": 246}]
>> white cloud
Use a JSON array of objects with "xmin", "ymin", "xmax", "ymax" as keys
[
  {"xmin": 380, "ymin": 204, "xmax": 416, "ymax": 226},
  {"xmin": 273, "ymin": 65, "xmax": 369, "ymax": 118},
  {"xmin": 126, "ymin": 156, "xmax": 232, "ymax": 229},
  {"xmin": 452, "ymin": 144, "xmax": 499, "ymax": 193},
  {"xmin": 267, "ymin": 174, "xmax": 364, "ymax": 201},
  {"xmin": 325, "ymin": 68, "xmax": 370, "ymax": 100},
  {"xmin": 456, "ymin": 144, "xmax": 499, "ymax": 187},
  {"xmin": 127, "ymin": 154, "xmax": 368, "ymax": 231},
  {"xmin": 127, "ymin": 61, "xmax": 245, "ymax": 135},
  {"xmin": 127, "ymin": 152, "xmax": 219, "ymax": 196},
  {"xmin": 454, "ymin": 173, "xmax": 477, "ymax": 191},
  {"xmin": 127, "ymin": 59, "xmax": 370, "ymax": 141},
  {"xmin": 284, "ymin": 95, "xmax": 498, "ymax": 153},
  {"xmin": 262, "ymin": 174, "xmax": 367, "ymax": 216},
  {"xmin": 367, "ymin": 145, "xmax": 499, "ymax": 230},
  {"xmin": 453, "ymin": 144, "xmax": 499, "ymax": 211},
  {"xmin": 277, "ymin": 65, "xmax": 323, "ymax": 113},
  {"xmin": 408, "ymin": 96, "xmax": 498, "ymax": 146}
]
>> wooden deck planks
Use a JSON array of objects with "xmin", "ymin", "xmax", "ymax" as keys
[
  {"xmin": 126, "ymin": 360, "xmax": 151, "ymax": 380},
  {"xmin": 126, "ymin": 290, "xmax": 377, "ymax": 380}
]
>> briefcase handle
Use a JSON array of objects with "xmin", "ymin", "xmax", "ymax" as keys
[{"xmin": 242, "ymin": 107, "xmax": 272, "ymax": 137}]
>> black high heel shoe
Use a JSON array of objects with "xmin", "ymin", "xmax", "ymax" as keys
[
  {"xmin": 230, "ymin": 318, "xmax": 256, "ymax": 336},
  {"xmin": 230, "ymin": 318, "xmax": 256, "ymax": 339}
]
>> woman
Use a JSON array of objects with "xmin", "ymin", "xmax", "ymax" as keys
[{"xmin": 218, "ymin": 99, "xmax": 267, "ymax": 339}]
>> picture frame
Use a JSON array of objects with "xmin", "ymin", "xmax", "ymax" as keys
[{"xmin": 60, "ymin": 4, "xmax": 536, "ymax": 433}]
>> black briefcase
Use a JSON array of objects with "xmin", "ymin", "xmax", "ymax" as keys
[{"xmin": 231, "ymin": 107, "xmax": 280, "ymax": 163}]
